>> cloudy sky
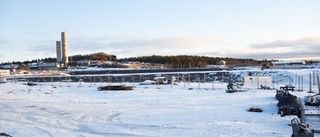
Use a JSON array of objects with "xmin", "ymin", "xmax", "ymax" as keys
[{"xmin": 0, "ymin": 0, "xmax": 319, "ymax": 63}]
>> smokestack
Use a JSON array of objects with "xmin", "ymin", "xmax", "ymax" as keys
[
  {"xmin": 56, "ymin": 41, "xmax": 62, "ymax": 64},
  {"xmin": 61, "ymin": 32, "xmax": 68, "ymax": 67}
]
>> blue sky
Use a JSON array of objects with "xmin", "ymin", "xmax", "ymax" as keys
[{"xmin": 0, "ymin": 0, "xmax": 319, "ymax": 63}]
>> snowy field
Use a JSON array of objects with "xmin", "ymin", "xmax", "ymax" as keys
[{"xmin": 0, "ymin": 69, "xmax": 319, "ymax": 137}]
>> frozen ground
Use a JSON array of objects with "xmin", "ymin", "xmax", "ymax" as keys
[{"xmin": 0, "ymin": 69, "xmax": 319, "ymax": 137}]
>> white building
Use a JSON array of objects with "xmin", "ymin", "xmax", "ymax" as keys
[
  {"xmin": 0, "ymin": 77, "xmax": 6, "ymax": 83},
  {"xmin": 271, "ymin": 60, "xmax": 306, "ymax": 69},
  {"xmin": 244, "ymin": 76, "xmax": 272, "ymax": 87},
  {"xmin": 0, "ymin": 70, "xmax": 10, "ymax": 76},
  {"xmin": 272, "ymin": 60, "xmax": 306, "ymax": 66},
  {"xmin": 217, "ymin": 60, "xmax": 226, "ymax": 66},
  {"xmin": 0, "ymin": 70, "xmax": 10, "ymax": 83}
]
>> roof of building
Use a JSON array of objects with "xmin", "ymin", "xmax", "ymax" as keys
[{"xmin": 272, "ymin": 60, "xmax": 306, "ymax": 65}]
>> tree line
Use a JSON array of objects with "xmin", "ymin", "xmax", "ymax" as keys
[
  {"xmin": 71, "ymin": 52, "xmax": 116, "ymax": 62},
  {"xmin": 1, "ymin": 52, "xmax": 117, "ymax": 66},
  {"xmin": 1, "ymin": 54, "xmax": 260, "ymax": 68},
  {"xmin": 8, "ymin": 53, "xmax": 318, "ymax": 68},
  {"xmin": 120, "ymin": 55, "xmax": 260, "ymax": 68}
]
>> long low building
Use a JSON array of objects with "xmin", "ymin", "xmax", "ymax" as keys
[
  {"xmin": 272, "ymin": 60, "xmax": 306, "ymax": 66},
  {"xmin": 0, "ymin": 70, "xmax": 10, "ymax": 76},
  {"xmin": 271, "ymin": 60, "xmax": 306, "ymax": 69},
  {"xmin": 38, "ymin": 63, "xmax": 57, "ymax": 70}
]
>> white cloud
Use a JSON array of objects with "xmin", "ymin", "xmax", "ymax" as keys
[
  {"xmin": 69, "ymin": 36, "xmax": 207, "ymax": 57},
  {"xmin": 68, "ymin": 36, "xmax": 320, "ymax": 60},
  {"xmin": 2, "ymin": 35, "xmax": 319, "ymax": 63},
  {"xmin": 199, "ymin": 37, "xmax": 320, "ymax": 60},
  {"xmin": 249, "ymin": 37, "xmax": 320, "ymax": 49}
]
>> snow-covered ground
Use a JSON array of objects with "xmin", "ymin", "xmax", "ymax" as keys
[{"xmin": 0, "ymin": 69, "xmax": 319, "ymax": 137}]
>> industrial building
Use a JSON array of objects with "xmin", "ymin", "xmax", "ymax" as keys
[
  {"xmin": 271, "ymin": 60, "xmax": 307, "ymax": 69},
  {"xmin": 56, "ymin": 41, "xmax": 62, "ymax": 64},
  {"xmin": 38, "ymin": 62, "xmax": 58, "ymax": 70},
  {"xmin": 0, "ymin": 70, "xmax": 10, "ymax": 76},
  {"xmin": 56, "ymin": 32, "xmax": 69, "ymax": 68}
]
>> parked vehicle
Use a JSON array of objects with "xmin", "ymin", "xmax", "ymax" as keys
[
  {"xmin": 305, "ymin": 95, "xmax": 320, "ymax": 106},
  {"xmin": 225, "ymin": 83, "xmax": 247, "ymax": 93},
  {"xmin": 277, "ymin": 91, "xmax": 301, "ymax": 117}
]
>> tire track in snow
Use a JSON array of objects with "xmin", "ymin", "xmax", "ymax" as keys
[
  {"xmin": 31, "ymin": 127, "xmax": 55, "ymax": 137},
  {"xmin": 73, "ymin": 112, "xmax": 154, "ymax": 137},
  {"xmin": 104, "ymin": 111, "xmax": 190, "ymax": 137},
  {"xmin": 0, "ymin": 104, "xmax": 90, "ymax": 136}
]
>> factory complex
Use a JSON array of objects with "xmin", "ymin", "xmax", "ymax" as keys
[{"xmin": 56, "ymin": 32, "xmax": 69, "ymax": 68}]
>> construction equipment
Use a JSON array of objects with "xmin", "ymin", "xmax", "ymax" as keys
[
  {"xmin": 304, "ymin": 95, "xmax": 320, "ymax": 106},
  {"xmin": 98, "ymin": 85, "xmax": 134, "ymax": 91},
  {"xmin": 291, "ymin": 97, "xmax": 320, "ymax": 137},
  {"xmin": 291, "ymin": 118, "xmax": 314, "ymax": 137},
  {"xmin": 226, "ymin": 83, "xmax": 247, "ymax": 93},
  {"xmin": 276, "ymin": 90, "xmax": 301, "ymax": 117}
]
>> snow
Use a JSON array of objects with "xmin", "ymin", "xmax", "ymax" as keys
[{"xmin": 0, "ymin": 69, "xmax": 319, "ymax": 137}]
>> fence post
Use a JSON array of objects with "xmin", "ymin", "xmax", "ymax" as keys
[
  {"xmin": 317, "ymin": 73, "xmax": 320, "ymax": 94},
  {"xmin": 309, "ymin": 73, "xmax": 312, "ymax": 93}
]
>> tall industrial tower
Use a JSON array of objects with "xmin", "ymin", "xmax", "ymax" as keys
[
  {"xmin": 61, "ymin": 32, "xmax": 68, "ymax": 66},
  {"xmin": 56, "ymin": 41, "xmax": 62, "ymax": 64}
]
